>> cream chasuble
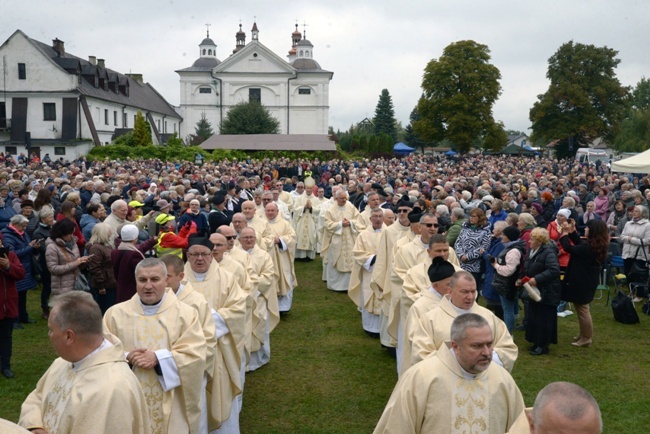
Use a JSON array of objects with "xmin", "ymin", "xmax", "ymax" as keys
[
  {"xmin": 399, "ymin": 252, "xmax": 462, "ymax": 356},
  {"xmin": 506, "ymin": 409, "xmax": 533, "ymax": 434},
  {"xmin": 267, "ymin": 217, "xmax": 298, "ymax": 297},
  {"xmin": 317, "ymin": 198, "xmax": 335, "ymax": 255},
  {"xmin": 370, "ymin": 222, "xmax": 413, "ymax": 346},
  {"xmin": 292, "ymin": 194, "xmax": 321, "ymax": 259},
  {"xmin": 410, "ymin": 295, "xmax": 518, "ymax": 372},
  {"xmin": 243, "ymin": 245, "xmax": 280, "ymax": 349},
  {"xmin": 348, "ymin": 225, "xmax": 385, "ymax": 319},
  {"xmin": 1, "ymin": 418, "xmax": 30, "ymax": 434},
  {"xmin": 387, "ymin": 237, "xmax": 429, "ymax": 342},
  {"xmin": 176, "ymin": 282, "xmax": 218, "ymax": 379},
  {"xmin": 374, "ymin": 342, "xmax": 524, "ymax": 434},
  {"xmin": 220, "ymin": 251, "xmax": 254, "ymax": 357},
  {"xmin": 103, "ymin": 291, "xmax": 206, "ymax": 434},
  {"xmin": 278, "ymin": 190, "xmax": 295, "ymax": 213},
  {"xmin": 19, "ymin": 340, "xmax": 150, "ymax": 434},
  {"xmin": 183, "ymin": 260, "xmax": 247, "ymax": 430},
  {"xmin": 354, "ymin": 207, "xmax": 373, "ymax": 233},
  {"xmin": 322, "ymin": 201, "xmax": 360, "ymax": 291},
  {"xmin": 400, "ymin": 288, "xmax": 444, "ymax": 376}
]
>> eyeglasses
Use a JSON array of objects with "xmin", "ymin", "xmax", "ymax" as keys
[
  {"xmin": 240, "ymin": 236, "xmax": 255, "ymax": 240},
  {"xmin": 423, "ymin": 223, "xmax": 439, "ymax": 228},
  {"xmin": 398, "ymin": 209, "xmax": 410, "ymax": 213},
  {"xmin": 225, "ymin": 236, "xmax": 237, "ymax": 240},
  {"xmin": 213, "ymin": 244, "xmax": 226, "ymax": 248},
  {"xmin": 187, "ymin": 252, "xmax": 211, "ymax": 258}
]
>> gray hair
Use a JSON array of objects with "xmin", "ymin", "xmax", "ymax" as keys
[
  {"xmin": 450, "ymin": 313, "xmax": 489, "ymax": 343},
  {"xmin": 38, "ymin": 207, "xmax": 54, "ymax": 221},
  {"xmin": 436, "ymin": 205, "xmax": 449, "ymax": 216},
  {"xmin": 493, "ymin": 220, "xmax": 508, "ymax": 233},
  {"xmin": 451, "ymin": 207, "xmax": 465, "ymax": 219},
  {"xmin": 563, "ymin": 196, "xmax": 576, "ymax": 207},
  {"xmin": 419, "ymin": 212, "xmax": 437, "ymax": 224},
  {"xmin": 111, "ymin": 199, "xmax": 127, "ymax": 212},
  {"xmin": 518, "ymin": 213, "xmax": 536, "ymax": 227},
  {"xmin": 635, "ymin": 205, "xmax": 649, "ymax": 219},
  {"xmin": 49, "ymin": 291, "xmax": 103, "ymax": 338},
  {"xmin": 135, "ymin": 257, "xmax": 167, "ymax": 278},
  {"xmin": 88, "ymin": 223, "xmax": 117, "ymax": 248},
  {"xmin": 532, "ymin": 382, "xmax": 602, "ymax": 433},
  {"xmin": 10, "ymin": 214, "xmax": 29, "ymax": 226}
]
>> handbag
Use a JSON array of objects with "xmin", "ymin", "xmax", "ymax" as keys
[
  {"xmin": 642, "ymin": 300, "xmax": 650, "ymax": 316},
  {"xmin": 611, "ymin": 291, "xmax": 640, "ymax": 324},
  {"xmin": 59, "ymin": 245, "xmax": 91, "ymax": 292},
  {"xmin": 627, "ymin": 242, "xmax": 649, "ymax": 283}
]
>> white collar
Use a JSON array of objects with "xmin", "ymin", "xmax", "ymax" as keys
[
  {"xmin": 140, "ymin": 292, "xmax": 167, "ymax": 316},
  {"xmin": 72, "ymin": 339, "xmax": 112, "ymax": 371}
]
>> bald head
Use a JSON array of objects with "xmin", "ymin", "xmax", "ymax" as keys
[
  {"xmin": 241, "ymin": 201, "xmax": 256, "ymax": 219},
  {"xmin": 530, "ymin": 382, "xmax": 602, "ymax": 434},
  {"xmin": 216, "ymin": 225, "xmax": 237, "ymax": 250},
  {"xmin": 209, "ymin": 233, "xmax": 228, "ymax": 262}
]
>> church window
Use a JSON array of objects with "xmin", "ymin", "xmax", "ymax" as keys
[
  {"xmin": 299, "ymin": 50, "xmax": 303, "ymax": 57},
  {"xmin": 298, "ymin": 88, "xmax": 311, "ymax": 95},
  {"xmin": 249, "ymin": 88, "xmax": 261, "ymax": 103},
  {"xmin": 199, "ymin": 87, "xmax": 212, "ymax": 94},
  {"xmin": 253, "ymin": 53, "xmax": 258, "ymax": 58},
  {"xmin": 202, "ymin": 49, "xmax": 206, "ymax": 55},
  {"xmin": 208, "ymin": 49, "xmax": 212, "ymax": 55},
  {"xmin": 305, "ymin": 51, "xmax": 310, "ymax": 57}
]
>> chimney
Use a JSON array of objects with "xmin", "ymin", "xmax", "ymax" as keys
[
  {"xmin": 126, "ymin": 73, "xmax": 143, "ymax": 85},
  {"xmin": 52, "ymin": 38, "xmax": 65, "ymax": 57},
  {"xmin": 88, "ymin": 56, "xmax": 97, "ymax": 65},
  {"xmin": 97, "ymin": 58, "xmax": 105, "ymax": 69}
]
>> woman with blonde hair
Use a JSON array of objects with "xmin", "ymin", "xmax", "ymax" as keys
[
  {"xmin": 86, "ymin": 223, "xmax": 117, "ymax": 313},
  {"xmin": 518, "ymin": 228, "xmax": 561, "ymax": 355}
]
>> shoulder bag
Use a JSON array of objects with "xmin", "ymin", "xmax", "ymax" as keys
[{"xmin": 59, "ymin": 245, "xmax": 90, "ymax": 292}]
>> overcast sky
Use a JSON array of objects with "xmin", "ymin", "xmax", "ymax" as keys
[{"xmin": 2, "ymin": 0, "xmax": 649, "ymax": 135}]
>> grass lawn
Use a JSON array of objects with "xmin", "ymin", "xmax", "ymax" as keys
[{"xmin": 2, "ymin": 259, "xmax": 649, "ymax": 433}]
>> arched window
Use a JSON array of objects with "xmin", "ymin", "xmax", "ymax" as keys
[
  {"xmin": 208, "ymin": 49, "xmax": 212, "ymax": 55},
  {"xmin": 202, "ymin": 49, "xmax": 206, "ymax": 55},
  {"xmin": 306, "ymin": 51, "xmax": 310, "ymax": 57},
  {"xmin": 299, "ymin": 50, "xmax": 303, "ymax": 57}
]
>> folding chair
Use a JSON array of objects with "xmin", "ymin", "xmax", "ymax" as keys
[{"xmin": 594, "ymin": 266, "xmax": 610, "ymax": 305}]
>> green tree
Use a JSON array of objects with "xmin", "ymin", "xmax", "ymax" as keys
[
  {"xmin": 482, "ymin": 121, "xmax": 508, "ymax": 151},
  {"xmin": 166, "ymin": 132, "xmax": 184, "ymax": 148},
  {"xmin": 529, "ymin": 41, "xmax": 628, "ymax": 159},
  {"xmin": 404, "ymin": 107, "xmax": 427, "ymax": 152},
  {"xmin": 193, "ymin": 113, "xmax": 214, "ymax": 145},
  {"xmin": 133, "ymin": 111, "xmax": 152, "ymax": 146},
  {"xmin": 613, "ymin": 78, "xmax": 650, "ymax": 152},
  {"xmin": 413, "ymin": 40, "xmax": 502, "ymax": 154},
  {"xmin": 373, "ymin": 89, "xmax": 397, "ymax": 140},
  {"xmin": 220, "ymin": 101, "xmax": 280, "ymax": 135}
]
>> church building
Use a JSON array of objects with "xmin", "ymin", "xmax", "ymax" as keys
[{"xmin": 176, "ymin": 23, "xmax": 333, "ymax": 141}]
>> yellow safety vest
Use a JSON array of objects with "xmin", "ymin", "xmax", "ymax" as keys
[{"xmin": 155, "ymin": 231, "xmax": 183, "ymax": 258}]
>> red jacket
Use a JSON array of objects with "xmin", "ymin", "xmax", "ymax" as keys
[{"xmin": 0, "ymin": 251, "xmax": 26, "ymax": 320}]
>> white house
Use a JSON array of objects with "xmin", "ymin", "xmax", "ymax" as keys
[
  {"xmin": 0, "ymin": 30, "xmax": 181, "ymax": 160},
  {"xmin": 176, "ymin": 23, "xmax": 333, "ymax": 141}
]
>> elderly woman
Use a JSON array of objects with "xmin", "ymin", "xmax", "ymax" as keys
[
  {"xmin": 594, "ymin": 188, "xmax": 610, "ymax": 221},
  {"xmin": 455, "ymin": 208, "xmax": 492, "ymax": 290},
  {"xmin": 177, "ymin": 199, "xmax": 210, "ymax": 236},
  {"xmin": 577, "ymin": 201, "xmax": 602, "ymax": 236},
  {"xmin": 1, "ymin": 215, "xmax": 40, "ymax": 326},
  {"xmin": 547, "ymin": 209, "xmax": 572, "ymax": 271},
  {"xmin": 45, "ymin": 219, "xmax": 90, "ymax": 296},
  {"xmin": 111, "ymin": 224, "xmax": 158, "ymax": 303},
  {"xmin": 517, "ymin": 213, "xmax": 537, "ymax": 251},
  {"xmin": 56, "ymin": 200, "xmax": 85, "ymax": 252},
  {"xmin": 620, "ymin": 205, "xmax": 650, "ymax": 284},
  {"xmin": 32, "ymin": 208, "xmax": 54, "ymax": 318},
  {"xmin": 20, "ymin": 200, "xmax": 38, "ymax": 238},
  {"xmin": 86, "ymin": 223, "xmax": 118, "ymax": 313},
  {"xmin": 518, "ymin": 228, "xmax": 561, "ymax": 356},
  {"xmin": 482, "ymin": 221, "xmax": 508, "ymax": 321},
  {"xmin": 607, "ymin": 200, "xmax": 627, "ymax": 235}
]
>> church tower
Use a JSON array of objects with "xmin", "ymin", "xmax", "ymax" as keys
[
  {"xmin": 287, "ymin": 23, "xmax": 302, "ymax": 62},
  {"xmin": 251, "ymin": 22, "xmax": 259, "ymax": 41},
  {"xmin": 232, "ymin": 24, "xmax": 246, "ymax": 54},
  {"xmin": 198, "ymin": 28, "xmax": 217, "ymax": 59}
]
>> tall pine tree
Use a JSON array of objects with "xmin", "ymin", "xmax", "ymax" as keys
[
  {"xmin": 373, "ymin": 89, "xmax": 397, "ymax": 141},
  {"xmin": 194, "ymin": 113, "xmax": 214, "ymax": 145},
  {"xmin": 133, "ymin": 111, "xmax": 153, "ymax": 146}
]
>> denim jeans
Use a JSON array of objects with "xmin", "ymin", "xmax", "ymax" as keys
[{"xmin": 499, "ymin": 295, "xmax": 517, "ymax": 333}]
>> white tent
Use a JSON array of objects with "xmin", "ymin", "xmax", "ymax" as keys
[{"xmin": 611, "ymin": 148, "xmax": 650, "ymax": 173}]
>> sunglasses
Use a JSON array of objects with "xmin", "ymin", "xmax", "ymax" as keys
[
  {"xmin": 398, "ymin": 209, "xmax": 410, "ymax": 213},
  {"xmin": 225, "ymin": 235, "xmax": 237, "ymax": 240},
  {"xmin": 423, "ymin": 223, "xmax": 439, "ymax": 228}
]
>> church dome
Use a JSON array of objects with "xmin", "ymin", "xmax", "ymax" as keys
[
  {"xmin": 291, "ymin": 58, "xmax": 322, "ymax": 71},
  {"xmin": 296, "ymin": 39, "xmax": 313, "ymax": 47},
  {"xmin": 192, "ymin": 57, "xmax": 220, "ymax": 68},
  {"xmin": 201, "ymin": 37, "xmax": 216, "ymax": 46}
]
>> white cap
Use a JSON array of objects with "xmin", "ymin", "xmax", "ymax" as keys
[
  {"xmin": 557, "ymin": 209, "xmax": 571, "ymax": 219},
  {"xmin": 121, "ymin": 224, "xmax": 139, "ymax": 241},
  {"xmin": 482, "ymin": 195, "xmax": 494, "ymax": 203}
]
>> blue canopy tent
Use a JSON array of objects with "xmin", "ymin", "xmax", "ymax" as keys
[
  {"xmin": 445, "ymin": 150, "xmax": 458, "ymax": 156},
  {"xmin": 394, "ymin": 142, "xmax": 416, "ymax": 155}
]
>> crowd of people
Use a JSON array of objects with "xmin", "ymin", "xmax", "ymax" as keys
[{"xmin": 0, "ymin": 151, "xmax": 634, "ymax": 432}]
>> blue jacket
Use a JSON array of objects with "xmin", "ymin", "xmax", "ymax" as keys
[
  {"xmin": 0, "ymin": 202, "xmax": 17, "ymax": 230},
  {"xmin": 482, "ymin": 237, "xmax": 505, "ymax": 302},
  {"xmin": 80, "ymin": 214, "xmax": 100, "ymax": 243},
  {"xmin": 488, "ymin": 210, "xmax": 508, "ymax": 230},
  {"xmin": 1, "ymin": 225, "xmax": 38, "ymax": 292}
]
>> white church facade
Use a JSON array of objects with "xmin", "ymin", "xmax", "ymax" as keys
[{"xmin": 176, "ymin": 23, "xmax": 333, "ymax": 141}]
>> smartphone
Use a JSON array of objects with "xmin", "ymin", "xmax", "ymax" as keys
[{"xmin": 0, "ymin": 246, "xmax": 9, "ymax": 257}]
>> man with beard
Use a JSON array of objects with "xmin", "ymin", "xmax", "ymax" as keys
[{"xmin": 374, "ymin": 313, "xmax": 524, "ymax": 434}]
